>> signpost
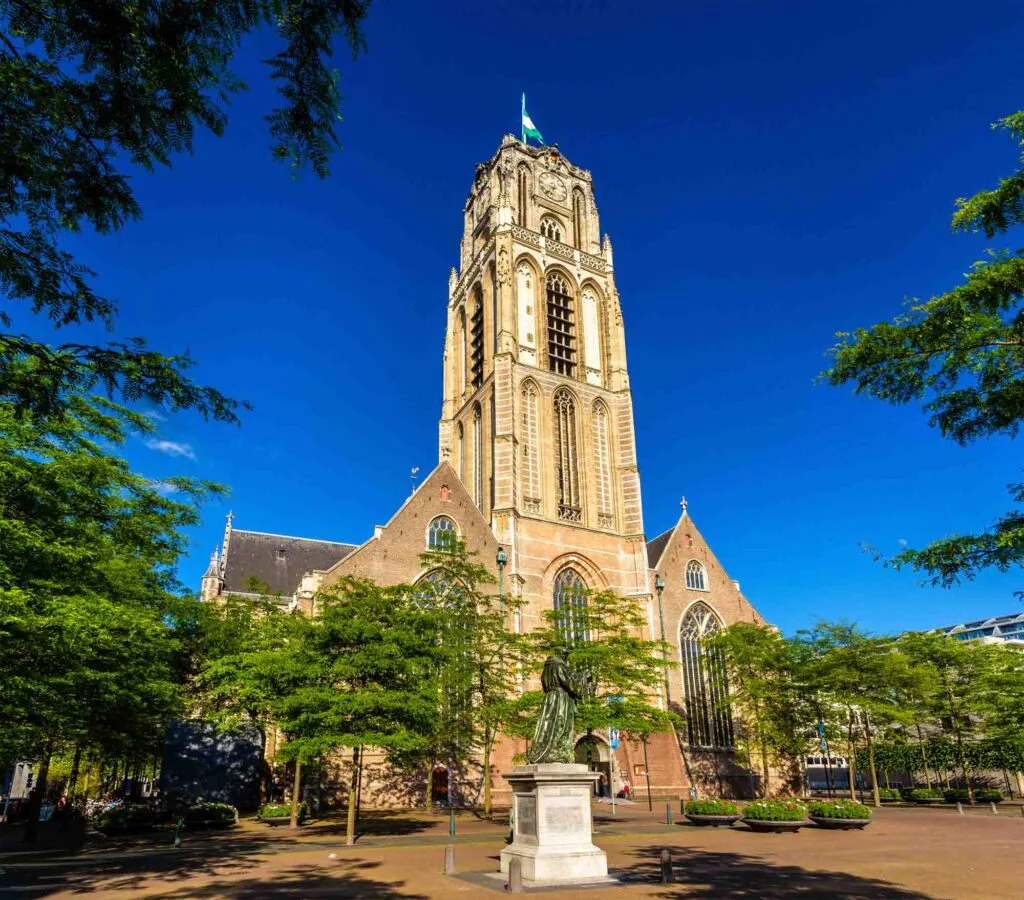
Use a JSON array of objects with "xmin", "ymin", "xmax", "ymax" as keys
[{"xmin": 607, "ymin": 697, "xmax": 623, "ymax": 816}]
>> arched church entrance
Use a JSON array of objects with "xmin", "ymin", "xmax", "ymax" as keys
[
  {"xmin": 431, "ymin": 765, "xmax": 450, "ymax": 807},
  {"xmin": 574, "ymin": 736, "xmax": 612, "ymax": 798}
]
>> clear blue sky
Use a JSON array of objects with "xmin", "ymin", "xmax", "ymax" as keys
[{"xmin": 46, "ymin": 0, "xmax": 1024, "ymax": 635}]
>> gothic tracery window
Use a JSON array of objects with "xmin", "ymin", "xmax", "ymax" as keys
[
  {"xmin": 573, "ymin": 188, "xmax": 586, "ymax": 248},
  {"xmin": 686, "ymin": 559, "xmax": 708, "ymax": 591},
  {"xmin": 553, "ymin": 567, "xmax": 589, "ymax": 644},
  {"xmin": 679, "ymin": 602, "xmax": 734, "ymax": 748},
  {"xmin": 517, "ymin": 166, "xmax": 529, "ymax": 228},
  {"xmin": 592, "ymin": 401, "xmax": 613, "ymax": 525},
  {"xmin": 553, "ymin": 389, "xmax": 580, "ymax": 521},
  {"xmin": 540, "ymin": 216, "xmax": 562, "ymax": 242},
  {"xmin": 546, "ymin": 273, "xmax": 576, "ymax": 377},
  {"xmin": 472, "ymin": 404, "xmax": 483, "ymax": 512},
  {"xmin": 521, "ymin": 381, "xmax": 541, "ymax": 508},
  {"xmin": 428, "ymin": 515, "xmax": 457, "ymax": 551}
]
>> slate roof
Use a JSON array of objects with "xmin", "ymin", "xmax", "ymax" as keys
[
  {"xmin": 646, "ymin": 527, "xmax": 674, "ymax": 569},
  {"xmin": 222, "ymin": 529, "xmax": 357, "ymax": 596}
]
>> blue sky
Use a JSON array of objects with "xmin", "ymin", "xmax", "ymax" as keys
[{"xmin": 39, "ymin": 0, "xmax": 1024, "ymax": 635}]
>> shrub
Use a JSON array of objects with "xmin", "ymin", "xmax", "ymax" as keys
[
  {"xmin": 742, "ymin": 799, "xmax": 807, "ymax": 822},
  {"xmin": 259, "ymin": 803, "xmax": 305, "ymax": 819},
  {"xmin": 909, "ymin": 788, "xmax": 943, "ymax": 801},
  {"xmin": 807, "ymin": 799, "xmax": 872, "ymax": 819},
  {"xmin": 185, "ymin": 802, "xmax": 237, "ymax": 827},
  {"xmin": 684, "ymin": 799, "xmax": 740, "ymax": 816},
  {"xmin": 878, "ymin": 788, "xmax": 900, "ymax": 800},
  {"xmin": 95, "ymin": 804, "xmax": 155, "ymax": 833},
  {"xmin": 944, "ymin": 788, "xmax": 1003, "ymax": 803}
]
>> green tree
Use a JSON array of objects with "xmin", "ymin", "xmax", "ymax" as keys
[
  {"xmin": 824, "ymin": 111, "xmax": 1024, "ymax": 586},
  {"xmin": 1, "ymin": 0, "xmax": 373, "ymax": 424},
  {"xmin": 711, "ymin": 623, "xmax": 809, "ymax": 797},
  {"xmin": 414, "ymin": 542, "xmax": 530, "ymax": 818},
  {"xmin": 512, "ymin": 588, "xmax": 676, "ymax": 784},
  {"xmin": 273, "ymin": 576, "xmax": 447, "ymax": 845},
  {"xmin": 0, "ymin": 386, "xmax": 218, "ymax": 839}
]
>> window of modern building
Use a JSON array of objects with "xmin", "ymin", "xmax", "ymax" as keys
[
  {"xmin": 685, "ymin": 559, "xmax": 707, "ymax": 591},
  {"xmin": 428, "ymin": 515, "xmax": 457, "ymax": 551},
  {"xmin": 553, "ymin": 389, "xmax": 581, "ymax": 521},
  {"xmin": 679, "ymin": 601, "xmax": 734, "ymax": 748},
  {"xmin": 553, "ymin": 567, "xmax": 589, "ymax": 644},
  {"xmin": 546, "ymin": 273, "xmax": 576, "ymax": 377}
]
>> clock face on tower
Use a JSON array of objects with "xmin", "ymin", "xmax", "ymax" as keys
[{"xmin": 538, "ymin": 171, "xmax": 567, "ymax": 202}]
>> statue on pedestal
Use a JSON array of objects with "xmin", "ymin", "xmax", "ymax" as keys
[{"xmin": 527, "ymin": 648, "xmax": 592, "ymax": 765}]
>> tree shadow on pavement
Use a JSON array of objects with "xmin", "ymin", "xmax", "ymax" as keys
[{"xmin": 623, "ymin": 847, "xmax": 938, "ymax": 899}]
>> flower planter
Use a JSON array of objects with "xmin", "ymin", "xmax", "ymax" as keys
[
  {"xmin": 809, "ymin": 815, "xmax": 872, "ymax": 831},
  {"xmin": 260, "ymin": 815, "xmax": 299, "ymax": 827},
  {"xmin": 743, "ymin": 818, "xmax": 806, "ymax": 833},
  {"xmin": 685, "ymin": 814, "xmax": 741, "ymax": 828}
]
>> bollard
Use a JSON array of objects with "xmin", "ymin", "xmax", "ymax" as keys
[
  {"xmin": 449, "ymin": 808, "xmax": 456, "ymax": 838},
  {"xmin": 660, "ymin": 848, "xmax": 674, "ymax": 884},
  {"xmin": 444, "ymin": 844, "xmax": 456, "ymax": 876},
  {"xmin": 956, "ymin": 802, "xmax": 964, "ymax": 815},
  {"xmin": 990, "ymin": 802, "xmax": 999, "ymax": 815},
  {"xmin": 680, "ymin": 797, "xmax": 686, "ymax": 815},
  {"xmin": 665, "ymin": 802, "xmax": 673, "ymax": 825},
  {"xmin": 507, "ymin": 857, "xmax": 524, "ymax": 893},
  {"xmin": 173, "ymin": 817, "xmax": 184, "ymax": 848}
]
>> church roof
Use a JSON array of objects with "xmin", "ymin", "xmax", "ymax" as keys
[
  {"xmin": 646, "ymin": 527, "xmax": 674, "ymax": 569},
  {"xmin": 222, "ymin": 529, "xmax": 357, "ymax": 596}
]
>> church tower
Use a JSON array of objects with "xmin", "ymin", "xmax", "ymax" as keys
[{"xmin": 440, "ymin": 137, "xmax": 650, "ymax": 633}]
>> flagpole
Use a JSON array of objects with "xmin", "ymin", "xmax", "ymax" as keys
[{"xmin": 521, "ymin": 93, "xmax": 525, "ymax": 143}]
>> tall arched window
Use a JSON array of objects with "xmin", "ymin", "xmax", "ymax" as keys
[
  {"xmin": 573, "ymin": 188, "xmax": 586, "ymax": 248},
  {"xmin": 428, "ymin": 516, "xmax": 457, "ymax": 551},
  {"xmin": 459, "ymin": 307, "xmax": 468, "ymax": 396},
  {"xmin": 553, "ymin": 389, "xmax": 580, "ymax": 521},
  {"xmin": 592, "ymin": 401, "xmax": 613, "ymax": 526},
  {"xmin": 686, "ymin": 560, "xmax": 708, "ymax": 591},
  {"xmin": 472, "ymin": 404, "xmax": 483, "ymax": 512},
  {"xmin": 457, "ymin": 422, "xmax": 465, "ymax": 481},
  {"xmin": 679, "ymin": 602, "xmax": 733, "ymax": 748},
  {"xmin": 546, "ymin": 273, "xmax": 576, "ymax": 377},
  {"xmin": 540, "ymin": 216, "xmax": 562, "ymax": 242},
  {"xmin": 553, "ymin": 567, "xmax": 589, "ymax": 644},
  {"xmin": 517, "ymin": 166, "xmax": 529, "ymax": 228},
  {"xmin": 521, "ymin": 381, "xmax": 541, "ymax": 510},
  {"xmin": 470, "ymin": 285, "xmax": 484, "ymax": 388}
]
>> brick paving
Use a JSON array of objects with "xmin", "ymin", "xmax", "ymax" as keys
[{"xmin": 1, "ymin": 804, "xmax": 1022, "ymax": 898}]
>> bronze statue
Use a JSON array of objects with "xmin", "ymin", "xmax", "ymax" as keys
[{"xmin": 527, "ymin": 648, "xmax": 592, "ymax": 764}]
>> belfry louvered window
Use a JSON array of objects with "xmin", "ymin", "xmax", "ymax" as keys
[
  {"xmin": 679, "ymin": 602, "xmax": 734, "ymax": 748},
  {"xmin": 472, "ymin": 404, "xmax": 483, "ymax": 512},
  {"xmin": 470, "ymin": 286, "xmax": 484, "ymax": 388},
  {"xmin": 553, "ymin": 389, "xmax": 580, "ymax": 522},
  {"xmin": 546, "ymin": 273, "xmax": 576, "ymax": 377}
]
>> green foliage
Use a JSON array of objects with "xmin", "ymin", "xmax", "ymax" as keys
[
  {"xmin": 0, "ymin": 0, "xmax": 372, "ymax": 423},
  {"xmin": 877, "ymin": 788, "xmax": 901, "ymax": 800},
  {"xmin": 742, "ymin": 799, "xmax": 807, "ymax": 821},
  {"xmin": 185, "ymin": 802, "xmax": 237, "ymax": 826},
  {"xmin": 807, "ymin": 799, "xmax": 872, "ymax": 819},
  {"xmin": 684, "ymin": 798, "xmax": 740, "ymax": 816},
  {"xmin": 260, "ymin": 803, "xmax": 304, "ymax": 819},
  {"xmin": 95, "ymin": 804, "xmax": 156, "ymax": 833},
  {"xmin": 824, "ymin": 110, "xmax": 1024, "ymax": 586},
  {"xmin": 909, "ymin": 788, "xmax": 944, "ymax": 800},
  {"xmin": 944, "ymin": 788, "xmax": 1002, "ymax": 802}
]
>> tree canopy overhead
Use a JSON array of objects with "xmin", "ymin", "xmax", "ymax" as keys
[
  {"xmin": 0, "ymin": 0, "xmax": 373, "ymax": 423},
  {"xmin": 825, "ymin": 111, "xmax": 1024, "ymax": 588}
]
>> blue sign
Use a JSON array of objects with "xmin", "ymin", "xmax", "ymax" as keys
[
  {"xmin": 608, "ymin": 728, "xmax": 620, "ymax": 749},
  {"xmin": 816, "ymin": 722, "xmax": 826, "ymax": 738},
  {"xmin": 820, "ymin": 738, "xmax": 828, "ymax": 753}
]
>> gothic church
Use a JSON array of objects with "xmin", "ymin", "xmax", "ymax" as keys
[{"xmin": 201, "ymin": 136, "xmax": 767, "ymax": 804}]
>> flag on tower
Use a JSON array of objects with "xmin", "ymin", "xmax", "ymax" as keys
[{"xmin": 522, "ymin": 94, "xmax": 544, "ymax": 145}]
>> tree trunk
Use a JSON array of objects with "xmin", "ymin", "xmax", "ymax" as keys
[
  {"xmin": 483, "ymin": 730, "xmax": 493, "ymax": 819},
  {"xmin": 425, "ymin": 755, "xmax": 434, "ymax": 811},
  {"xmin": 67, "ymin": 744, "xmax": 82, "ymax": 800},
  {"xmin": 846, "ymin": 714, "xmax": 858, "ymax": 801},
  {"xmin": 346, "ymin": 747, "xmax": 360, "ymax": 846},
  {"xmin": 915, "ymin": 724, "xmax": 933, "ymax": 788},
  {"xmin": 756, "ymin": 717, "xmax": 770, "ymax": 797},
  {"xmin": 861, "ymin": 712, "xmax": 881, "ymax": 808},
  {"xmin": 289, "ymin": 759, "xmax": 303, "ymax": 828},
  {"xmin": 23, "ymin": 744, "xmax": 53, "ymax": 844}
]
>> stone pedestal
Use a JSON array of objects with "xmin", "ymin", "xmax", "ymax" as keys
[{"xmin": 500, "ymin": 763, "xmax": 608, "ymax": 883}]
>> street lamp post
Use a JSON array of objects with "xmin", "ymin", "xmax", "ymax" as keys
[
  {"xmin": 496, "ymin": 546, "xmax": 508, "ymax": 619},
  {"xmin": 655, "ymin": 574, "xmax": 671, "ymax": 708}
]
